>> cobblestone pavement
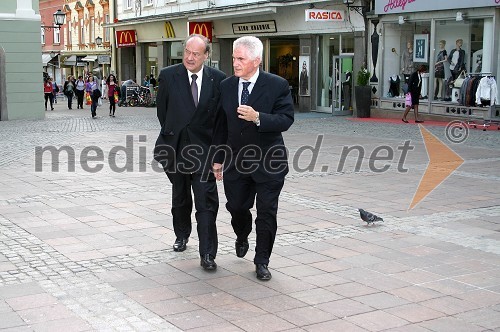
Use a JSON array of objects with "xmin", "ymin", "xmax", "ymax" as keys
[{"xmin": 0, "ymin": 101, "xmax": 499, "ymax": 331}]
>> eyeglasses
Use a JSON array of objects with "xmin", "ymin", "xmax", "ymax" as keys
[{"xmin": 184, "ymin": 48, "xmax": 204, "ymax": 59}]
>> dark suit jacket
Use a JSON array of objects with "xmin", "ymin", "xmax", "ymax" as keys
[
  {"xmin": 214, "ymin": 71, "xmax": 294, "ymax": 183},
  {"xmin": 408, "ymin": 71, "xmax": 422, "ymax": 96},
  {"xmin": 154, "ymin": 64, "xmax": 226, "ymax": 174}
]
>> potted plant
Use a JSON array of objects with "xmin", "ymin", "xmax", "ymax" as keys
[{"xmin": 355, "ymin": 66, "xmax": 371, "ymax": 118}]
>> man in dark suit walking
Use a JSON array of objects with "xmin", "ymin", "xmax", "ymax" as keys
[
  {"xmin": 213, "ymin": 36, "xmax": 294, "ymax": 281},
  {"xmin": 154, "ymin": 34, "xmax": 226, "ymax": 271}
]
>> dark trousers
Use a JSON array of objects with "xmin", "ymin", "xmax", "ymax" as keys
[
  {"xmin": 90, "ymin": 97, "xmax": 98, "ymax": 117},
  {"xmin": 166, "ymin": 171, "xmax": 219, "ymax": 257},
  {"xmin": 66, "ymin": 93, "xmax": 73, "ymax": 109},
  {"xmin": 44, "ymin": 93, "xmax": 53, "ymax": 109},
  {"xmin": 109, "ymin": 96, "xmax": 116, "ymax": 114},
  {"xmin": 75, "ymin": 90, "xmax": 84, "ymax": 108},
  {"xmin": 223, "ymin": 175, "xmax": 284, "ymax": 265}
]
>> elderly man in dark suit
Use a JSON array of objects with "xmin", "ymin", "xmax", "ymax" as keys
[
  {"xmin": 154, "ymin": 34, "xmax": 226, "ymax": 271},
  {"xmin": 213, "ymin": 36, "xmax": 294, "ymax": 281}
]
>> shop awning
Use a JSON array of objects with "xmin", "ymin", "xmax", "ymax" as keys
[
  {"xmin": 62, "ymin": 55, "xmax": 77, "ymax": 66},
  {"xmin": 42, "ymin": 54, "xmax": 54, "ymax": 66},
  {"xmin": 81, "ymin": 55, "xmax": 98, "ymax": 62}
]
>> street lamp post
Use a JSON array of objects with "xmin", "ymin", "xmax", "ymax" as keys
[
  {"xmin": 41, "ymin": 9, "xmax": 66, "ymax": 31},
  {"xmin": 95, "ymin": 36, "xmax": 110, "ymax": 77},
  {"xmin": 342, "ymin": 0, "xmax": 367, "ymax": 16}
]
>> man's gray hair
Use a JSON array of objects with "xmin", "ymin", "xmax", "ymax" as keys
[
  {"xmin": 185, "ymin": 34, "xmax": 211, "ymax": 54},
  {"xmin": 233, "ymin": 36, "xmax": 263, "ymax": 61}
]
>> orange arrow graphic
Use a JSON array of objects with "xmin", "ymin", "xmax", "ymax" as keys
[{"xmin": 409, "ymin": 125, "xmax": 464, "ymax": 210}]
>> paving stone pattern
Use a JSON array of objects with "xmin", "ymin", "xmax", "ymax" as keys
[{"xmin": 0, "ymin": 103, "xmax": 499, "ymax": 331}]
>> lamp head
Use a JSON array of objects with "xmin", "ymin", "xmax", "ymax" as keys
[{"xmin": 53, "ymin": 9, "xmax": 65, "ymax": 26}]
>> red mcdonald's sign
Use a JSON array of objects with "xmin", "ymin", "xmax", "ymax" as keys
[
  {"xmin": 115, "ymin": 30, "xmax": 137, "ymax": 48},
  {"xmin": 188, "ymin": 22, "xmax": 213, "ymax": 42}
]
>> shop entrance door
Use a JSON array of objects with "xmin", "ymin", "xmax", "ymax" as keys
[{"xmin": 332, "ymin": 55, "xmax": 354, "ymax": 115}]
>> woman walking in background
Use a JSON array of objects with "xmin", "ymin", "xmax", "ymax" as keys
[
  {"xmin": 75, "ymin": 75, "xmax": 86, "ymax": 109},
  {"xmin": 101, "ymin": 76, "xmax": 107, "ymax": 99},
  {"xmin": 107, "ymin": 74, "xmax": 118, "ymax": 117},
  {"xmin": 402, "ymin": 65, "xmax": 427, "ymax": 123},
  {"xmin": 52, "ymin": 80, "xmax": 59, "ymax": 104},
  {"xmin": 43, "ymin": 77, "xmax": 54, "ymax": 111},
  {"xmin": 86, "ymin": 76, "xmax": 99, "ymax": 118},
  {"xmin": 63, "ymin": 75, "xmax": 75, "ymax": 109}
]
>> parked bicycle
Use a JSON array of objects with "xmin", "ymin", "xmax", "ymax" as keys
[{"xmin": 128, "ymin": 86, "xmax": 154, "ymax": 107}]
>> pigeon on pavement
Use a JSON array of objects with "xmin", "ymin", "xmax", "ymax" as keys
[{"xmin": 359, "ymin": 208, "xmax": 384, "ymax": 225}]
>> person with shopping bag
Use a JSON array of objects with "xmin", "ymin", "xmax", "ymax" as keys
[
  {"xmin": 86, "ymin": 76, "xmax": 99, "ymax": 117},
  {"xmin": 85, "ymin": 76, "xmax": 96, "ymax": 106},
  {"xmin": 402, "ymin": 65, "xmax": 427, "ymax": 123}
]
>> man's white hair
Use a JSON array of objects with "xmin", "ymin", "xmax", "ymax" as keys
[{"xmin": 233, "ymin": 36, "xmax": 263, "ymax": 61}]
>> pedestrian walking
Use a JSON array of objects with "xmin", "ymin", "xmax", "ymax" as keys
[
  {"xmin": 107, "ymin": 74, "xmax": 118, "ymax": 117},
  {"xmin": 86, "ymin": 76, "xmax": 99, "ymax": 118},
  {"xmin": 63, "ymin": 75, "xmax": 75, "ymax": 109},
  {"xmin": 101, "ymin": 76, "xmax": 107, "ymax": 99},
  {"xmin": 402, "ymin": 64, "xmax": 427, "ymax": 123},
  {"xmin": 43, "ymin": 77, "xmax": 54, "ymax": 111},
  {"xmin": 153, "ymin": 34, "xmax": 226, "ymax": 271},
  {"xmin": 52, "ymin": 80, "xmax": 59, "ymax": 104},
  {"xmin": 75, "ymin": 75, "xmax": 85, "ymax": 109},
  {"xmin": 213, "ymin": 36, "xmax": 294, "ymax": 281}
]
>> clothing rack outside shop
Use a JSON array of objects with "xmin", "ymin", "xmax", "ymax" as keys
[{"xmin": 462, "ymin": 73, "xmax": 499, "ymax": 130}]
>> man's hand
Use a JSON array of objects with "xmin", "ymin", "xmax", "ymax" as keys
[
  {"xmin": 237, "ymin": 105, "xmax": 259, "ymax": 122},
  {"xmin": 213, "ymin": 163, "xmax": 223, "ymax": 181}
]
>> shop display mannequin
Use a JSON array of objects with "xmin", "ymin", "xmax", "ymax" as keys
[
  {"xmin": 402, "ymin": 41, "xmax": 414, "ymax": 83},
  {"xmin": 389, "ymin": 74, "xmax": 401, "ymax": 97},
  {"xmin": 299, "ymin": 61, "xmax": 309, "ymax": 95},
  {"xmin": 434, "ymin": 40, "xmax": 447, "ymax": 99},
  {"xmin": 342, "ymin": 71, "xmax": 352, "ymax": 110},
  {"xmin": 448, "ymin": 39, "xmax": 466, "ymax": 79}
]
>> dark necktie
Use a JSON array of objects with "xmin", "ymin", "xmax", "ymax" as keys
[
  {"xmin": 241, "ymin": 82, "xmax": 250, "ymax": 105},
  {"xmin": 191, "ymin": 74, "xmax": 198, "ymax": 107}
]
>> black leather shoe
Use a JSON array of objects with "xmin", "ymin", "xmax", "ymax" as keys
[
  {"xmin": 235, "ymin": 239, "xmax": 249, "ymax": 258},
  {"xmin": 255, "ymin": 264, "xmax": 272, "ymax": 281},
  {"xmin": 200, "ymin": 254, "xmax": 217, "ymax": 271},
  {"xmin": 173, "ymin": 238, "xmax": 188, "ymax": 252}
]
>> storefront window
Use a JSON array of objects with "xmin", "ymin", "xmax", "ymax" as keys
[
  {"xmin": 316, "ymin": 34, "xmax": 354, "ymax": 113},
  {"xmin": 170, "ymin": 42, "xmax": 183, "ymax": 65},
  {"xmin": 317, "ymin": 35, "xmax": 337, "ymax": 111},
  {"xmin": 381, "ymin": 21, "xmax": 430, "ymax": 101},
  {"xmin": 382, "ymin": 18, "xmax": 492, "ymax": 105},
  {"xmin": 145, "ymin": 44, "xmax": 157, "ymax": 78}
]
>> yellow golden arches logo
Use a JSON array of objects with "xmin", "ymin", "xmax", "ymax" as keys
[
  {"xmin": 164, "ymin": 21, "xmax": 175, "ymax": 38},
  {"xmin": 115, "ymin": 30, "xmax": 136, "ymax": 48},
  {"xmin": 119, "ymin": 31, "xmax": 133, "ymax": 44},
  {"xmin": 192, "ymin": 23, "xmax": 209, "ymax": 36},
  {"xmin": 188, "ymin": 22, "xmax": 213, "ymax": 41}
]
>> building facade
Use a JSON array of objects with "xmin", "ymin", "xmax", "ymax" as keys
[
  {"xmin": 1, "ymin": 0, "xmax": 44, "ymax": 120},
  {"xmin": 56, "ymin": 0, "xmax": 112, "ymax": 80},
  {"xmin": 109, "ymin": 0, "xmax": 371, "ymax": 114},
  {"xmin": 40, "ymin": 0, "xmax": 65, "ymax": 88},
  {"xmin": 368, "ymin": 1, "xmax": 500, "ymax": 120}
]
